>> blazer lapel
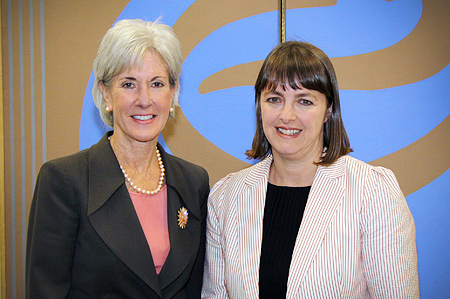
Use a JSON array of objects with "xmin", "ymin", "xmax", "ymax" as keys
[
  {"xmin": 238, "ymin": 156, "xmax": 272, "ymax": 299},
  {"xmin": 286, "ymin": 157, "xmax": 346, "ymax": 297},
  {"xmin": 86, "ymin": 133, "xmax": 161, "ymax": 296},
  {"xmin": 157, "ymin": 146, "xmax": 201, "ymax": 291}
]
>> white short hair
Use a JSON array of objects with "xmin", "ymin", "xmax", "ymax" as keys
[{"xmin": 92, "ymin": 19, "xmax": 182, "ymax": 127}]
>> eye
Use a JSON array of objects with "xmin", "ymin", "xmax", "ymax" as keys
[
  {"xmin": 122, "ymin": 82, "xmax": 135, "ymax": 89},
  {"xmin": 151, "ymin": 81, "xmax": 165, "ymax": 87},
  {"xmin": 300, "ymin": 99, "xmax": 313, "ymax": 106},
  {"xmin": 266, "ymin": 97, "xmax": 280, "ymax": 103}
]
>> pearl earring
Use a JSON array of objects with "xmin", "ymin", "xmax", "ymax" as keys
[
  {"xmin": 170, "ymin": 107, "xmax": 174, "ymax": 112},
  {"xmin": 105, "ymin": 107, "xmax": 111, "ymax": 112}
]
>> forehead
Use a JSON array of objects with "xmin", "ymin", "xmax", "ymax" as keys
[
  {"xmin": 262, "ymin": 82, "xmax": 308, "ymax": 94},
  {"xmin": 118, "ymin": 52, "xmax": 168, "ymax": 76},
  {"xmin": 134, "ymin": 51, "xmax": 166, "ymax": 69},
  {"xmin": 262, "ymin": 83, "xmax": 327, "ymax": 100}
]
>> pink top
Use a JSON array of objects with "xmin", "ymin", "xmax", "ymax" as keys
[{"xmin": 129, "ymin": 185, "xmax": 170, "ymax": 275}]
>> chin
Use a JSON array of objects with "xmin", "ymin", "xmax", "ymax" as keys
[
  {"xmin": 273, "ymin": 149, "xmax": 300, "ymax": 157},
  {"xmin": 131, "ymin": 134, "xmax": 158, "ymax": 143}
]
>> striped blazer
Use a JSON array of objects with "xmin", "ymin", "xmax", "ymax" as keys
[{"xmin": 202, "ymin": 155, "xmax": 419, "ymax": 298}]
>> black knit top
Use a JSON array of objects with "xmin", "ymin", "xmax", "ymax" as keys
[{"xmin": 259, "ymin": 182, "xmax": 310, "ymax": 298}]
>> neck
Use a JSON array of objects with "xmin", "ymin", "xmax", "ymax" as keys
[
  {"xmin": 269, "ymin": 150, "xmax": 322, "ymax": 187},
  {"xmin": 109, "ymin": 133, "xmax": 164, "ymax": 194},
  {"xmin": 109, "ymin": 133, "xmax": 158, "ymax": 171}
]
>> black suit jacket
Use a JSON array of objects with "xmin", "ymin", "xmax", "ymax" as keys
[{"xmin": 26, "ymin": 132, "xmax": 210, "ymax": 298}]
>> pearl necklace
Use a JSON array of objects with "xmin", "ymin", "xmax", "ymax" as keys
[
  {"xmin": 109, "ymin": 136, "xmax": 165, "ymax": 195},
  {"xmin": 120, "ymin": 148, "xmax": 165, "ymax": 195}
]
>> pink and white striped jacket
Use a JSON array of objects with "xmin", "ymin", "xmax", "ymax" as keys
[{"xmin": 202, "ymin": 155, "xmax": 419, "ymax": 298}]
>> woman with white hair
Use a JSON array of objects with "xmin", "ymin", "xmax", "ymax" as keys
[{"xmin": 26, "ymin": 19, "xmax": 209, "ymax": 298}]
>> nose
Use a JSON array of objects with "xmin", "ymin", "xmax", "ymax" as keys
[
  {"xmin": 136, "ymin": 85, "xmax": 152, "ymax": 108},
  {"xmin": 279, "ymin": 103, "xmax": 295, "ymax": 123}
]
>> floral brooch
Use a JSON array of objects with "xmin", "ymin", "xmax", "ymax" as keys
[{"xmin": 177, "ymin": 207, "xmax": 188, "ymax": 229}]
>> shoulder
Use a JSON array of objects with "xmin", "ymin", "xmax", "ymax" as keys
[
  {"xmin": 38, "ymin": 149, "xmax": 90, "ymax": 179},
  {"xmin": 165, "ymin": 152, "xmax": 208, "ymax": 178},
  {"xmin": 209, "ymin": 156, "xmax": 271, "ymax": 202},
  {"xmin": 331, "ymin": 155, "xmax": 397, "ymax": 178},
  {"xmin": 162, "ymin": 152, "xmax": 209, "ymax": 191},
  {"xmin": 331, "ymin": 155, "xmax": 402, "ymax": 196},
  {"xmin": 160, "ymin": 148, "xmax": 210, "ymax": 196},
  {"xmin": 32, "ymin": 149, "xmax": 93, "ymax": 213},
  {"xmin": 39, "ymin": 132, "xmax": 114, "ymax": 177}
]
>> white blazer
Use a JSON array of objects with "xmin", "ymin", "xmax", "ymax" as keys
[{"xmin": 202, "ymin": 155, "xmax": 419, "ymax": 298}]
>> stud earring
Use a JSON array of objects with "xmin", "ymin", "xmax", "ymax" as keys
[
  {"xmin": 105, "ymin": 106, "xmax": 111, "ymax": 112},
  {"xmin": 169, "ymin": 107, "xmax": 174, "ymax": 113}
]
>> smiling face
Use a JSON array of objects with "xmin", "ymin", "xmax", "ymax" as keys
[
  {"xmin": 100, "ymin": 51, "xmax": 175, "ymax": 146},
  {"xmin": 261, "ymin": 83, "xmax": 331, "ymax": 163}
]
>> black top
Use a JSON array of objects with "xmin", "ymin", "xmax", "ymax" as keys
[{"xmin": 259, "ymin": 183, "xmax": 311, "ymax": 298}]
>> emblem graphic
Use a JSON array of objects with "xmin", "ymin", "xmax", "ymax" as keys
[{"xmin": 178, "ymin": 207, "xmax": 189, "ymax": 229}]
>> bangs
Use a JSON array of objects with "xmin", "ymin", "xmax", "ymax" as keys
[
  {"xmin": 120, "ymin": 43, "xmax": 153, "ymax": 73},
  {"xmin": 256, "ymin": 44, "xmax": 331, "ymax": 97}
]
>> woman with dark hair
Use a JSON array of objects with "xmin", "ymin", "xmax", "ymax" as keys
[
  {"xmin": 202, "ymin": 41, "xmax": 419, "ymax": 298},
  {"xmin": 26, "ymin": 19, "xmax": 209, "ymax": 298}
]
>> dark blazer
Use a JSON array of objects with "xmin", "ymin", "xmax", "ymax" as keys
[{"xmin": 26, "ymin": 132, "xmax": 210, "ymax": 299}]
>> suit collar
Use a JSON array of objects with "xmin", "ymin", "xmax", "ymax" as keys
[
  {"xmin": 87, "ymin": 132, "xmax": 161, "ymax": 296},
  {"xmin": 237, "ymin": 155, "xmax": 348, "ymax": 298},
  {"xmin": 87, "ymin": 131, "xmax": 123, "ymax": 216},
  {"xmin": 87, "ymin": 132, "xmax": 202, "ymax": 219},
  {"xmin": 237, "ymin": 156, "xmax": 272, "ymax": 298},
  {"xmin": 244, "ymin": 154, "xmax": 347, "ymax": 186},
  {"xmin": 158, "ymin": 185, "xmax": 200, "ymax": 291},
  {"xmin": 157, "ymin": 145, "xmax": 202, "ymax": 290},
  {"xmin": 244, "ymin": 155, "xmax": 273, "ymax": 187},
  {"xmin": 158, "ymin": 144, "xmax": 201, "ymax": 219},
  {"xmin": 286, "ymin": 156, "xmax": 347, "ymax": 296},
  {"xmin": 87, "ymin": 133, "xmax": 201, "ymax": 296},
  {"xmin": 316, "ymin": 154, "xmax": 347, "ymax": 180}
]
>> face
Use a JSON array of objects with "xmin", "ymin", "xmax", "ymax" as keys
[
  {"xmin": 260, "ymin": 84, "xmax": 331, "ymax": 163},
  {"xmin": 100, "ymin": 51, "xmax": 175, "ymax": 145}
]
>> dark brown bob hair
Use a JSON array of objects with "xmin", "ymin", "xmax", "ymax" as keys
[{"xmin": 245, "ymin": 41, "xmax": 352, "ymax": 166}]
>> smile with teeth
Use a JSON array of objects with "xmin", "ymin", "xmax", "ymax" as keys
[
  {"xmin": 277, "ymin": 127, "xmax": 301, "ymax": 136},
  {"xmin": 133, "ymin": 115, "xmax": 155, "ymax": 120}
]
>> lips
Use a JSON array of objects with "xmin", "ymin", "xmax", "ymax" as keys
[
  {"xmin": 132, "ymin": 115, "xmax": 155, "ymax": 120},
  {"xmin": 277, "ymin": 127, "xmax": 301, "ymax": 136}
]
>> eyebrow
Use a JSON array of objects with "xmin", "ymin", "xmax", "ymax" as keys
[
  {"xmin": 263, "ymin": 90, "xmax": 283, "ymax": 96},
  {"xmin": 119, "ymin": 75, "xmax": 167, "ymax": 81},
  {"xmin": 295, "ymin": 92, "xmax": 314, "ymax": 98},
  {"xmin": 263, "ymin": 89, "xmax": 314, "ymax": 98}
]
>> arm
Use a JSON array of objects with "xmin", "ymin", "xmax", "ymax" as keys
[
  {"xmin": 26, "ymin": 160, "xmax": 80, "ymax": 298},
  {"xmin": 202, "ymin": 176, "xmax": 230, "ymax": 299},
  {"xmin": 185, "ymin": 168, "xmax": 210, "ymax": 298},
  {"xmin": 361, "ymin": 167, "xmax": 420, "ymax": 298}
]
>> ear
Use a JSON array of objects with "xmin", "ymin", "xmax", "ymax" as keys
[
  {"xmin": 170, "ymin": 81, "xmax": 177, "ymax": 109},
  {"xmin": 99, "ymin": 81, "xmax": 112, "ymax": 111},
  {"xmin": 324, "ymin": 105, "xmax": 332, "ymax": 123}
]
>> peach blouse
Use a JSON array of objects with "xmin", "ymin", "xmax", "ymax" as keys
[{"xmin": 130, "ymin": 185, "xmax": 170, "ymax": 274}]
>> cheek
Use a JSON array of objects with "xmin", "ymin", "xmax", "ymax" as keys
[
  {"xmin": 108, "ymin": 91, "xmax": 125, "ymax": 107},
  {"xmin": 312, "ymin": 113, "xmax": 328, "ymax": 131},
  {"xmin": 260, "ymin": 110, "xmax": 270, "ymax": 130},
  {"xmin": 260, "ymin": 106, "xmax": 274, "ymax": 123},
  {"xmin": 161, "ymin": 90, "xmax": 175, "ymax": 107}
]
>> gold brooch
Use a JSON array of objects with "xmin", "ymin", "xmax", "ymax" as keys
[{"xmin": 177, "ymin": 207, "xmax": 188, "ymax": 229}]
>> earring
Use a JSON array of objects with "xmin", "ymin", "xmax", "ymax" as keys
[
  {"xmin": 169, "ymin": 107, "xmax": 174, "ymax": 113},
  {"xmin": 105, "ymin": 106, "xmax": 111, "ymax": 112}
]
